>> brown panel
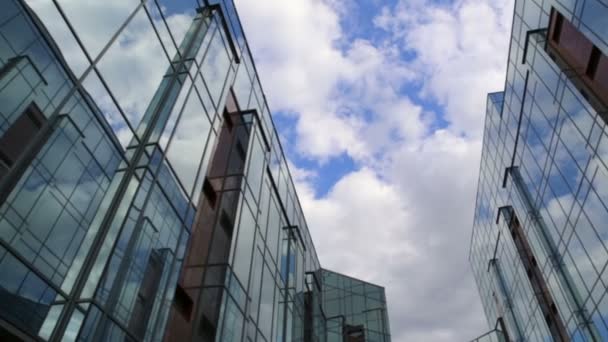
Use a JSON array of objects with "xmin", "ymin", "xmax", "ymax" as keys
[
  {"xmin": 557, "ymin": 18, "xmax": 594, "ymax": 72},
  {"xmin": 547, "ymin": 9, "xmax": 608, "ymax": 121}
]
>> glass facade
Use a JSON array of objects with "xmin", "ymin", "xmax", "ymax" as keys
[
  {"xmin": 470, "ymin": 0, "xmax": 608, "ymax": 341},
  {"xmin": 321, "ymin": 270, "xmax": 390, "ymax": 342},
  {"xmin": 0, "ymin": 1, "xmax": 391, "ymax": 342}
]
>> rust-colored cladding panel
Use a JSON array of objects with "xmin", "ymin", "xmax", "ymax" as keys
[{"xmin": 558, "ymin": 18, "xmax": 594, "ymax": 72}]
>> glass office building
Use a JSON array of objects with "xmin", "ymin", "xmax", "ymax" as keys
[
  {"xmin": 0, "ymin": 1, "xmax": 390, "ymax": 341},
  {"xmin": 470, "ymin": 0, "xmax": 608, "ymax": 341},
  {"xmin": 321, "ymin": 270, "xmax": 390, "ymax": 342}
]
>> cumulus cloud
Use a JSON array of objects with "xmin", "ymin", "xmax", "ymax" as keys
[
  {"xmin": 375, "ymin": 0, "xmax": 514, "ymax": 137},
  {"xmin": 235, "ymin": 0, "xmax": 421, "ymax": 161}
]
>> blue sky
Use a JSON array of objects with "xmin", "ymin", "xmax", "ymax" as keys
[{"xmin": 235, "ymin": 0, "xmax": 515, "ymax": 340}]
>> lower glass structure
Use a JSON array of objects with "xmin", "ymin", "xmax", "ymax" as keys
[
  {"xmin": 0, "ymin": 1, "xmax": 390, "ymax": 341},
  {"xmin": 470, "ymin": 0, "xmax": 608, "ymax": 341}
]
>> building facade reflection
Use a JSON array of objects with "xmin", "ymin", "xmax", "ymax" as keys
[{"xmin": 470, "ymin": 0, "xmax": 608, "ymax": 341}]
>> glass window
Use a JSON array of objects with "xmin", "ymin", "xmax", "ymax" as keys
[
  {"xmin": 165, "ymin": 87, "xmax": 211, "ymax": 197},
  {"xmin": 0, "ymin": 246, "xmax": 60, "ymax": 336},
  {"xmin": 55, "ymin": 0, "xmax": 139, "ymax": 59},
  {"xmin": 200, "ymin": 22, "xmax": 231, "ymax": 108},
  {"xmin": 259, "ymin": 263, "xmax": 275, "ymax": 340},
  {"xmin": 231, "ymin": 202, "xmax": 256, "ymax": 286},
  {"xmin": 232, "ymin": 62, "xmax": 251, "ymax": 108},
  {"xmin": 158, "ymin": 76, "xmax": 192, "ymax": 149},
  {"xmin": 0, "ymin": 102, "xmax": 46, "ymax": 178},
  {"xmin": 81, "ymin": 72, "xmax": 133, "ymax": 148},
  {"xmin": 144, "ymin": 1, "xmax": 193, "ymax": 60},
  {"xmin": 25, "ymin": 0, "xmax": 90, "ymax": 78},
  {"xmin": 96, "ymin": 8, "xmax": 170, "ymax": 128},
  {"xmin": 266, "ymin": 197, "xmax": 281, "ymax": 261},
  {"xmin": 194, "ymin": 21, "xmax": 217, "ymax": 67},
  {"xmin": 248, "ymin": 248, "xmax": 263, "ymax": 320},
  {"xmin": 246, "ymin": 132, "xmax": 265, "ymax": 201},
  {"xmin": 582, "ymin": 0, "xmax": 608, "ymax": 47},
  {"xmin": 522, "ymin": 0, "xmax": 541, "ymax": 28},
  {"xmin": 218, "ymin": 295, "xmax": 244, "ymax": 342},
  {"xmin": 154, "ymin": 0, "xmax": 199, "ymax": 50}
]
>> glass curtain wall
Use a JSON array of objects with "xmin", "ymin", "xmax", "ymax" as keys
[
  {"xmin": 470, "ymin": 0, "xmax": 608, "ymax": 340},
  {"xmin": 0, "ymin": 0, "xmax": 328, "ymax": 340},
  {"xmin": 321, "ymin": 270, "xmax": 390, "ymax": 342}
]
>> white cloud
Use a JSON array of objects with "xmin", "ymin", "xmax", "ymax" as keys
[
  {"xmin": 375, "ymin": 0, "xmax": 514, "ymax": 137},
  {"xmin": 235, "ymin": 0, "xmax": 421, "ymax": 161}
]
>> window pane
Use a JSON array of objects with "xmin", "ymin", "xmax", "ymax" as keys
[
  {"xmin": 96, "ymin": 8, "xmax": 170, "ymax": 129},
  {"xmin": 200, "ymin": 23, "xmax": 230, "ymax": 109},
  {"xmin": 155, "ymin": 0, "xmax": 199, "ymax": 52},
  {"xmin": 26, "ymin": 0, "xmax": 90, "ymax": 77},
  {"xmin": 0, "ymin": 246, "xmax": 61, "ymax": 336},
  {"xmin": 232, "ymin": 203, "xmax": 255, "ymax": 286},
  {"xmin": 81, "ymin": 72, "xmax": 133, "ymax": 148},
  {"xmin": 245, "ymin": 132, "xmax": 265, "ymax": 201},
  {"xmin": 55, "ymin": 0, "xmax": 139, "ymax": 59},
  {"xmin": 166, "ymin": 87, "xmax": 211, "ymax": 197},
  {"xmin": 259, "ymin": 263, "xmax": 275, "ymax": 340}
]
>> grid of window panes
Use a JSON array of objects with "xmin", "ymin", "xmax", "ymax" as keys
[
  {"xmin": 321, "ymin": 269, "xmax": 390, "ymax": 342},
  {"xmin": 0, "ymin": 0, "xmax": 333, "ymax": 341},
  {"xmin": 470, "ymin": 0, "xmax": 608, "ymax": 341}
]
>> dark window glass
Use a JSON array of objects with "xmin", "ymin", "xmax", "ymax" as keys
[
  {"xmin": 174, "ymin": 284, "xmax": 194, "ymax": 321},
  {"xmin": 0, "ymin": 102, "xmax": 46, "ymax": 179},
  {"xmin": 128, "ymin": 249, "xmax": 164, "ymax": 338},
  {"xmin": 344, "ymin": 324, "xmax": 365, "ymax": 342},
  {"xmin": 202, "ymin": 178, "xmax": 217, "ymax": 208}
]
